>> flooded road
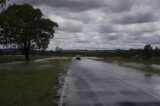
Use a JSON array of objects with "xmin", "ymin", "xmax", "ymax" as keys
[{"xmin": 60, "ymin": 59, "xmax": 160, "ymax": 106}]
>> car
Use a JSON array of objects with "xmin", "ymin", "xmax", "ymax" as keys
[
  {"xmin": 144, "ymin": 73, "xmax": 152, "ymax": 77},
  {"xmin": 75, "ymin": 55, "xmax": 81, "ymax": 60}
]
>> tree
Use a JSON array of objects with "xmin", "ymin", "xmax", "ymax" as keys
[
  {"xmin": 0, "ymin": 0, "xmax": 8, "ymax": 9},
  {"xmin": 154, "ymin": 47, "xmax": 159, "ymax": 57},
  {"xmin": 55, "ymin": 46, "xmax": 63, "ymax": 56},
  {"xmin": 142, "ymin": 44, "xmax": 153, "ymax": 59},
  {"xmin": 0, "ymin": 0, "xmax": 6, "ymax": 6},
  {"xmin": 0, "ymin": 4, "xmax": 58, "ymax": 62}
]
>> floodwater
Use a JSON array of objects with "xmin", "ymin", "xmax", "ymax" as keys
[
  {"xmin": 122, "ymin": 62, "xmax": 145, "ymax": 68},
  {"xmin": 60, "ymin": 59, "xmax": 160, "ymax": 106}
]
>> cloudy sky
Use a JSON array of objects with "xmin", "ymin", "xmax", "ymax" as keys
[{"xmin": 10, "ymin": 0, "xmax": 160, "ymax": 50}]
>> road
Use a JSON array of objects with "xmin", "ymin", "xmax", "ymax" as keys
[{"xmin": 59, "ymin": 59, "xmax": 160, "ymax": 106}]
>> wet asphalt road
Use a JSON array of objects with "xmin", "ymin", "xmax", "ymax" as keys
[{"xmin": 61, "ymin": 59, "xmax": 160, "ymax": 106}]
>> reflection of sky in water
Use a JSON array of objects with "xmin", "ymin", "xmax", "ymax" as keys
[
  {"xmin": 64, "ymin": 59, "xmax": 160, "ymax": 105},
  {"xmin": 152, "ymin": 65, "xmax": 160, "ymax": 70}
]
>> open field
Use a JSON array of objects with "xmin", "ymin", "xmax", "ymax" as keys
[
  {"xmin": 0, "ymin": 55, "xmax": 70, "ymax": 63},
  {"xmin": 0, "ymin": 58, "xmax": 70, "ymax": 106},
  {"xmin": 0, "ymin": 55, "xmax": 25, "ymax": 63},
  {"xmin": 0, "ymin": 55, "xmax": 53, "ymax": 63}
]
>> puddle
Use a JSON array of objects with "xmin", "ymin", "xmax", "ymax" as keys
[
  {"xmin": 123, "ymin": 62, "xmax": 145, "ymax": 69},
  {"xmin": 151, "ymin": 64, "xmax": 160, "ymax": 70},
  {"xmin": 118, "ymin": 102, "xmax": 160, "ymax": 106}
]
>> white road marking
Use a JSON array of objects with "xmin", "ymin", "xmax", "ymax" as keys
[{"xmin": 58, "ymin": 69, "xmax": 72, "ymax": 106}]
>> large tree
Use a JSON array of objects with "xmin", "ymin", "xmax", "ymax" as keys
[
  {"xmin": 142, "ymin": 44, "xmax": 153, "ymax": 59},
  {"xmin": 0, "ymin": 4, "xmax": 58, "ymax": 62},
  {"xmin": 0, "ymin": 0, "xmax": 8, "ymax": 9},
  {"xmin": 0, "ymin": 0, "xmax": 6, "ymax": 6}
]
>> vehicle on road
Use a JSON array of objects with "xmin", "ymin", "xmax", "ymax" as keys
[{"xmin": 75, "ymin": 55, "xmax": 81, "ymax": 60}]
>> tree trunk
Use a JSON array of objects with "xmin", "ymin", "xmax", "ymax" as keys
[
  {"xmin": 25, "ymin": 53, "xmax": 29, "ymax": 63},
  {"xmin": 25, "ymin": 47, "xmax": 30, "ymax": 63}
]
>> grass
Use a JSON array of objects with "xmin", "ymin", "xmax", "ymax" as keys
[
  {"xmin": 0, "ymin": 55, "xmax": 51, "ymax": 63},
  {"xmin": 119, "ymin": 63, "xmax": 160, "ymax": 75},
  {"xmin": 0, "ymin": 55, "xmax": 25, "ymax": 63},
  {"xmin": 101, "ymin": 57, "xmax": 160, "ymax": 75},
  {"xmin": 0, "ymin": 58, "xmax": 70, "ymax": 106},
  {"xmin": 102, "ymin": 57, "xmax": 160, "ymax": 65}
]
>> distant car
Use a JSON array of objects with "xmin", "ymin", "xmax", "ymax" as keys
[
  {"xmin": 75, "ymin": 55, "xmax": 81, "ymax": 60},
  {"xmin": 144, "ymin": 73, "xmax": 152, "ymax": 77}
]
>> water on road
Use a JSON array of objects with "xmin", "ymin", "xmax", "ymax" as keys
[{"xmin": 61, "ymin": 59, "xmax": 160, "ymax": 106}]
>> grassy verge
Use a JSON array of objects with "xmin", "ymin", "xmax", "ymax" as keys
[
  {"xmin": 0, "ymin": 55, "xmax": 52, "ymax": 63},
  {"xmin": 122, "ymin": 64, "xmax": 160, "ymax": 74},
  {"xmin": 0, "ymin": 58, "xmax": 70, "ymax": 106},
  {"xmin": 102, "ymin": 57, "xmax": 160, "ymax": 65},
  {"xmin": 101, "ymin": 57, "xmax": 160, "ymax": 75}
]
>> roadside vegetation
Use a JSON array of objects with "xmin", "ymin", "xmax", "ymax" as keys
[
  {"xmin": 0, "ymin": 3, "xmax": 69, "ymax": 106},
  {"xmin": 0, "ymin": 55, "xmax": 25, "ymax": 63},
  {"xmin": 103, "ymin": 56, "xmax": 160, "ymax": 65},
  {"xmin": 99, "ymin": 44, "xmax": 160, "ymax": 75},
  {"xmin": 0, "ymin": 58, "xmax": 70, "ymax": 106},
  {"xmin": 102, "ymin": 57, "xmax": 160, "ymax": 74},
  {"xmin": 0, "ymin": 55, "xmax": 53, "ymax": 63}
]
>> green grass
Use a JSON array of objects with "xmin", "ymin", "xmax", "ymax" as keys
[
  {"xmin": 117, "ymin": 63, "xmax": 160, "ymax": 75},
  {"xmin": 101, "ymin": 57, "xmax": 160, "ymax": 75},
  {"xmin": 0, "ymin": 58, "xmax": 70, "ymax": 106},
  {"xmin": 0, "ymin": 55, "xmax": 51, "ymax": 63},
  {"xmin": 0, "ymin": 55, "xmax": 25, "ymax": 63},
  {"xmin": 102, "ymin": 57, "xmax": 160, "ymax": 65}
]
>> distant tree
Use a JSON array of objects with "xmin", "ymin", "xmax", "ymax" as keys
[
  {"xmin": 0, "ymin": 0, "xmax": 6, "ymax": 6},
  {"xmin": 0, "ymin": 4, "xmax": 58, "ymax": 62},
  {"xmin": 154, "ymin": 47, "xmax": 159, "ymax": 57},
  {"xmin": 55, "ymin": 46, "xmax": 63, "ymax": 56},
  {"xmin": 142, "ymin": 44, "xmax": 153, "ymax": 59},
  {"xmin": 0, "ymin": 0, "xmax": 8, "ymax": 9}
]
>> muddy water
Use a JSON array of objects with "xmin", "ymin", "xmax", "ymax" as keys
[{"xmin": 61, "ymin": 59, "xmax": 160, "ymax": 106}]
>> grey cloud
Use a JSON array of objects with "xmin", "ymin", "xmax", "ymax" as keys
[
  {"xmin": 107, "ymin": 34, "xmax": 119, "ymax": 40},
  {"xmin": 76, "ymin": 39, "xmax": 90, "ymax": 43},
  {"xmin": 98, "ymin": 25, "xmax": 115, "ymax": 33},
  {"xmin": 11, "ymin": 0, "xmax": 106, "ymax": 12},
  {"xmin": 47, "ymin": 14, "xmax": 84, "ymax": 33},
  {"xmin": 104, "ymin": 0, "xmax": 133, "ymax": 13},
  {"xmin": 112, "ymin": 5, "xmax": 157, "ymax": 24},
  {"xmin": 59, "ymin": 22, "xmax": 83, "ymax": 33},
  {"xmin": 114, "ymin": 13, "xmax": 155, "ymax": 24},
  {"xmin": 11, "ymin": 0, "xmax": 133, "ymax": 13},
  {"xmin": 142, "ymin": 35, "xmax": 160, "ymax": 45},
  {"xmin": 9, "ymin": 0, "xmax": 160, "ymax": 50},
  {"xmin": 51, "ymin": 10, "xmax": 96, "ymax": 24}
]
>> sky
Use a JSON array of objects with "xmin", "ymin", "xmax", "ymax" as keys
[{"xmin": 9, "ymin": 0, "xmax": 160, "ymax": 50}]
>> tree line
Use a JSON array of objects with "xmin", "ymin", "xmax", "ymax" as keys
[{"xmin": 0, "ymin": 44, "xmax": 160, "ymax": 60}]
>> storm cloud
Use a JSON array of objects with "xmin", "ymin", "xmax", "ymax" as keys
[{"xmin": 9, "ymin": 0, "xmax": 160, "ymax": 50}]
